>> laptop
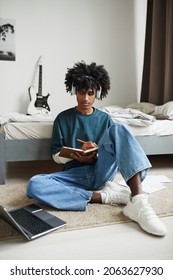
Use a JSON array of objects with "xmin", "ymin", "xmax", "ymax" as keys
[{"xmin": 0, "ymin": 204, "xmax": 66, "ymax": 240}]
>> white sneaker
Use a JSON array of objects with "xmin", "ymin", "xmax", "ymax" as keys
[
  {"xmin": 101, "ymin": 181, "xmax": 130, "ymax": 205},
  {"xmin": 123, "ymin": 194, "xmax": 167, "ymax": 236}
]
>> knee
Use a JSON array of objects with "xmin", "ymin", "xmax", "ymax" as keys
[
  {"xmin": 109, "ymin": 123, "xmax": 132, "ymax": 141},
  {"xmin": 26, "ymin": 174, "xmax": 43, "ymax": 197},
  {"xmin": 111, "ymin": 122, "xmax": 129, "ymax": 133}
]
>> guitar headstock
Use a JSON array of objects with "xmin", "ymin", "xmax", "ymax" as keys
[{"xmin": 38, "ymin": 56, "xmax": 43, "ymax": 66}]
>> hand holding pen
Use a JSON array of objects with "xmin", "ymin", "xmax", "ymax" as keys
[
  {"xmin": 69, "ymin": 138, "xmax": 98, "ymax": 163},
  {"xmin": 76, "ymin": 138, "xmax": 97, "ymax": 150}
]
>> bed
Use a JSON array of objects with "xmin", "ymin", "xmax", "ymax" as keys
[
  {"xmin": 0, "ymin": 102, "xmax": 173, "ymax": 185},
  {"xmin": 0, "ymin": 114, "xmax": 54, "ymax": 185},
  {"xmin": 99, "ymin": 102, "xmax": 173, "ymax": 156}
]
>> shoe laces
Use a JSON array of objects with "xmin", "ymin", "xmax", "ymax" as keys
[
  {"xmin": 139, "ymin": 201, "xmax": 157, "ymax": 220},
  {"xmin": 108, "ymin": 193, "xmax": 128, "ymax": 205}
]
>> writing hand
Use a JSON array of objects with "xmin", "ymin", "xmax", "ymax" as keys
[{"xmin": 76, "ymin": 138, "xmax": 97, "ymax": 150}]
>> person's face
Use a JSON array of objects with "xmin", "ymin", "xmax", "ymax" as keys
[{"xmin": 76, "ymin": 88, "xmax": 96, "ymax": 113}]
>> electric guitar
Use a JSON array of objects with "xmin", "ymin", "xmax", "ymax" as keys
[{"xmin": 27, "ymin": 56, "xmax": 51, "ymax": 115}]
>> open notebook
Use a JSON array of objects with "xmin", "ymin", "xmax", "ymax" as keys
[{"xmin": 0, "ymin": 204, "xmax": 66, "ymax": 240}]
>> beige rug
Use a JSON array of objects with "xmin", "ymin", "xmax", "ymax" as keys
[{"xmin": 0, "ymin": 182, "xmax": 173, "ymax": 240}]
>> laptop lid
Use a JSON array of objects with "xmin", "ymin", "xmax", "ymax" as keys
[{"xmin": 0, "ymin": 204, "xmax": 66, "ymax": 240}]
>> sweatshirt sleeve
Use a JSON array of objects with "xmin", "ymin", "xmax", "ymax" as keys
[
  {"xmin": 51, "ymin": 115, "xmax": 64, "ymax": 155},
  {"xmin": 52, "ymin": 152, "xmax": 72, "ymax": 164}
]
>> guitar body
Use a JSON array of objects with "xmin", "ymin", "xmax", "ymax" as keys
[
  {"xmin": 27, "ymin": 56, "xmax": 51, "ymax": 115},
  {"xmin": 27, "ymin": 86, "xmax": 51, "ymax": 115}
]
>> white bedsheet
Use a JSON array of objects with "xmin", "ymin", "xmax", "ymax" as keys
[
  {"xmin": 0, "ymin": 112, "xmax": 55, "ymax": 125},
  {"xmin": 99, "ymin": 106, "xmax": 173, "ymax": 136},
  {"xmin": 0, "ymin": 112, "xmax": 54, "ymax": 139},
  {"xmin": 99, "ymin": 106, "xmax": 156, "ymax": 126},
  {"xmin": 128, "ymin": 120, "xmax": 173, "ymax": 136},
  {"xmin": 2, "ymin": 119, "xmax": 173, "ymax": 140},
  {"xmin": 2, "ymin": 122, "xmax": 53, "ymax": 139},
  {"xmin": 1, "ymin": 110, "xmax": 173, "ymax": 140}
]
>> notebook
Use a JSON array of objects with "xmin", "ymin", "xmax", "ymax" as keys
[
  {"xmin": 0, "ymin": 204, "xmax": 66, "ymax": 240},
  {"xmin": 59, "ymin": 146, "xmax": 98, "ymax": 159}
]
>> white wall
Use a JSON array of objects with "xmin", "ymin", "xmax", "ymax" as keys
[{"xmin": 0, "ymin": 0, "xmax": 147, "ymax": 116}]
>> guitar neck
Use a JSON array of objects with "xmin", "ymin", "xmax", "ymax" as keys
[{"xmin": 38, "ymin": 65, "xmax": 42, "ymax": 96}]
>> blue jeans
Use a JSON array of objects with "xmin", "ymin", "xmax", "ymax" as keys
[{"xmin": 27, "ymin": 123, "xmax": 151, "ymax": 211}]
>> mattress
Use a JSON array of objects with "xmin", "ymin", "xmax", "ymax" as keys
[
  {"xmin": 1, "ymin": 122, "xmax": 53, "ymax": 139},
  {"xmin": 1, "ymin": 119, "xmax": 173, "ymax": 140},
  {"xmin": 128, "ymin": 120, "xmax": 173, "ymax": 136},
  {"xmin": 0, "ymin": 112, "xmax": 54, "ymax": 139}
]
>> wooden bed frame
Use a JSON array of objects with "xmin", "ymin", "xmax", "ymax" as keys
[{"xmin": 1, "ymin": 132, "xmax": 173, "ymax": 185}]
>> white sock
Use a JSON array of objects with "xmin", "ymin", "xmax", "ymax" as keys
[{"xmin": 101, "ymin": 192, "xmax": 107, "ymax": 203}]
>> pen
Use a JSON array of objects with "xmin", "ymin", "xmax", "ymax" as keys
[
  {"xmin": 76, "ymin": 138, "xmax": 86, "ymax": 143},
  {"xmin": 77, "ymin": 139, "xmax": 97, "ymax": 147}
]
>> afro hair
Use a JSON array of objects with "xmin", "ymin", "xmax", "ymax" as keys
[{"xmin": 64, "ymin": 61, "xmax": 111, "ymax": 99}]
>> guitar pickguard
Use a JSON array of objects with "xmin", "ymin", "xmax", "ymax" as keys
[{"xmin": 34, "ymin": 93, "xmax": 50, "ymax": 111}]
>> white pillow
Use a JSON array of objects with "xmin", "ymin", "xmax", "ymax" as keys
[
  {"xmin": 126, "ymin": 102, "xmax": 156, "ymax": 114},
  {"xmin": 152, "ymin": 101, "xmax": 173, "ymax": 119}
]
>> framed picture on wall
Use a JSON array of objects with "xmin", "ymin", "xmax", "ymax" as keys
[{"xmin": 0, "ymin": 18, "xmax": 16, "ymax": 61}]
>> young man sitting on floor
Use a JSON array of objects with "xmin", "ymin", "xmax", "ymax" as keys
[{"xmin": 27, "ymin": 61, "xmax": 167, "ymax": 237}]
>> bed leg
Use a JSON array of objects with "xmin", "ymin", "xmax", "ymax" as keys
[{"xmin": 0, "ymin": 133, "xmax": 6, "ymax": 185}]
